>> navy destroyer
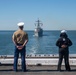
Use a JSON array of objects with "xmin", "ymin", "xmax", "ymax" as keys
[{"xmin": 34, "ymin": 19, "xmax": 43, "ymax": 37}]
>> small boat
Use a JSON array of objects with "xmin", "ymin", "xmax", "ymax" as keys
[{"xmin": 34, "ymin": 19, "xmax": 43, "ymax": 37}]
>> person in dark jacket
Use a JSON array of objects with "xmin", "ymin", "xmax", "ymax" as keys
[{"xmin": 56, "ymin": 30, "xmax": 72, "ymax": 71}]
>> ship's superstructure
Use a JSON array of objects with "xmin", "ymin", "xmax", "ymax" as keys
[{"xmin": 34, "ymin": 19, "xmax": 43, "ymax": 37}]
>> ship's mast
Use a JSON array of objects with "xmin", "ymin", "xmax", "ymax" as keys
[{"xmin": 35, "ymin": 19, "xmax": 43, "ymax": 28}]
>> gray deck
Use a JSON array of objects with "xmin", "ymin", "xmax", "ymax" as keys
[{"xmin": 0, "ymin": 65, "xmax": 76, "ymax": 75}]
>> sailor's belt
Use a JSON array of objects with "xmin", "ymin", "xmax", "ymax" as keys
[{"xmin": 17, "ymin": 43, "xmax": 23, "ymax": 45}]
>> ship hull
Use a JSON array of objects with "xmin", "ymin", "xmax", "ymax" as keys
[{"xmin": 34, "ymin": 28, "xmax": 43, "ymax": 37}]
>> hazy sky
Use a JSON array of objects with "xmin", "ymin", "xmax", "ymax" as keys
[{"xmin": 0, "ymin": 0, "xmax": 76, "ymax": 30}]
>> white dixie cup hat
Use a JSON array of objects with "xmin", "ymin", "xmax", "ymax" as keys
[
  {"xmin": 61, "ymin": 30, "xmax": 67, "ymax": 33},
  {"xmin": 17, "ymin": 22, "xmax": 24, "ymax": 26}
]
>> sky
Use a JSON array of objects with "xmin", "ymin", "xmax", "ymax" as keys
[{"xmin": 0, "ymin": 0, "xmax": 76, "ymax": 30}]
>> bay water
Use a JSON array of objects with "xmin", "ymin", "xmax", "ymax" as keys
[{"xmin": 0, "ymin": 30, "xmax": 76, "ymax": 55}]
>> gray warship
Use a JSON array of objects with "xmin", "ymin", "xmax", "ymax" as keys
[{"xmin": 34, "ymin": 19, "xmax": 43, "ymax": 37}]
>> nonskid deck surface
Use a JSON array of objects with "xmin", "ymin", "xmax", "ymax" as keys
[{"xmin": 0, "ymin": 65, "xmax": 76, "ymax": 75}]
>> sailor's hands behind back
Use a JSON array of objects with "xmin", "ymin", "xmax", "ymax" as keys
[{"xmin": 17, "ymin": 45, "xmax": 24, "ymax": 50}]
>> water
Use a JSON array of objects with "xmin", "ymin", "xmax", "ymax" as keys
[{"xmin": 0, "ymin": 30, "xmax": 76, "ymax": 55}]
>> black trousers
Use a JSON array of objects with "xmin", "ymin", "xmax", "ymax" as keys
[{"xmin": 57, "ymin": 48, "xmax": 71, "ymax": 71}]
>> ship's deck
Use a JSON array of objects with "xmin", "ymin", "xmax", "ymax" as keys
[
  {"xmin": 0, "ymin": 54, "xmax": 76, "ymax": 65},
  {"xmin": 0, "ymin": 54, "xmax": 76, "ymax": 75},
  {"xmin": 0, "ymin": 65, "xmax": 76, "ymax": 75}
]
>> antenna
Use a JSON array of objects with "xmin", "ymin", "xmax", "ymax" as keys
[{"xmin": 35, "ymin": 19, "xmax": 43, "ymax": 28}]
